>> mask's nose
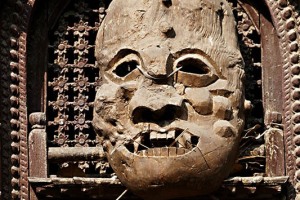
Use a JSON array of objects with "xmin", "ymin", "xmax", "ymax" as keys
[
  {"xmin": 140, "ymin": 45, "xmax": 172, "ymax": 78},
  {"xmin": 129, "ymin": 85, "xmax": 185, "ymax": 125}
]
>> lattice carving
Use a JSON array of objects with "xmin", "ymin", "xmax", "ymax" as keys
[
  {"xmin": 47, "ymin": 1, "xmax": 105, "ymax": 148},
  {"xmin": 47, "ymin": 0, "xmax": 109, "ymax": 176}
]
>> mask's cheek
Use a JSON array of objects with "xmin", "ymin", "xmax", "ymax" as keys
[
  {"xmin": 93, "ymin": 83, "xmax": 130, "ymax": 138},
  {"xmin": 212, "ymin": 96, "xmax": 233, "ymax": 120},
  {"xmin": 93, "ymin": 101, "xmax": 118, "ymax": 138},
  {"xmin": 213, "ymin": 120, "xmax": 237, "ymax": 138},
  {"xmin": 183, "ymin": 87, "xmax": 234, "ymax": 121},
  {"xmin": 184, "ymin": 88, "xmax": 213, "ymax": 115}
]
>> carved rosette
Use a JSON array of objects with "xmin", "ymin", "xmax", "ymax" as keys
[{"xmin": 47, "ymin": 1, "xmax": 104, "ymax": 150}]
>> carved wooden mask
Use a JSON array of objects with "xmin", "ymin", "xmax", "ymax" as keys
[{"xmin": 93, "ymin": 0, "xmax": 245, "ymax": 198}]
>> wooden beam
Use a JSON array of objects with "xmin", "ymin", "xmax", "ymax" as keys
[{"xmin": 48, "ymin": 147, "xmax": 105, "ymax": 163}]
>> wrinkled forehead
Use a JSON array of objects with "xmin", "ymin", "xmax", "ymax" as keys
[{"xmin": 96, "ymin": 0, "xmax": 240, "ymax": 68}]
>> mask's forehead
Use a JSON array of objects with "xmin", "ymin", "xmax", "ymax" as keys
[{"xmin": 95, "ymin": 0, "xmax": 241, "ymax": 71}]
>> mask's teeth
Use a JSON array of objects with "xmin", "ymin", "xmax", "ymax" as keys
[
  {"xmin": 175, "ymin": 131, "xmax": 191, "ymax": 148},
  {"xmin": 161, "ymin": 147, "xmax": 169, "ymax": 156},
  {"xmin": 169, "ymin": 147, "xmax": 177, "ymax": 156},
  {"xmin": 147, "ymin": 148, "xmax": 154, "ymax": 156},
  {"xmin": 150, "ymin": 131, "xmax": 158, "ymax": 140},
  {"xmin": 141, "ymin": 150, "xmax": 147, "ymax": 156},
  {"xmin": 135, "ymin": 147, "xmax": 193, "ymax": 157},
  {"xmin": 167, "ymin": 130, "xmax": 175, "ymax": 140},
  {"xmin": 177, "ymin": 148, "xmax": 186, "ymax": 155},
  {"xmin": 150, "ymin": 130, "xmax": 175, "ymax": 141},
  {"xmin": 157, "ymin": 132, "xmax": 166, "ymax": 140},
  {"xmin": 153, "ymin": 148, "xmax": 161, "ymax": 156}
]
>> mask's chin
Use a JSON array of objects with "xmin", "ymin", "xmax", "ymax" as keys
[{"xmin": 104, "ymin": 126, "xmax": 238, "ymax": 199}]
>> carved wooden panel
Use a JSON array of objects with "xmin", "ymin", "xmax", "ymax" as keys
[
  {"xmin": 45, "ymin": 0, "xmax": 266, "ymax": 179},
  {"xmin": 0, "ymin": 0, "xmax": 300, "ymax": 199},
  {"xmin": 47, "ymin": 0, "xmax": 110, "ymax": 177},
  {"xmin": 47, "ymin": 1, "xmax": 103, "ymax": 148}
]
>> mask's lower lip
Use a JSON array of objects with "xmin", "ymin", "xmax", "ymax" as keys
[
  {"xmin": 135, "ymin": 146, "xmax": 196, "ymax": 157},
  {"xmin": 124, "ymin": 128, "xmax": 200, "ymax": 157}
]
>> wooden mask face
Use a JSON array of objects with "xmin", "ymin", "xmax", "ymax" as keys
[{"xmin": 93, "ymin": 0, "xmax": 245, "ymax": 198}]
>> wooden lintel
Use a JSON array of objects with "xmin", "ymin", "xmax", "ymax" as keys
[
  {"xmin": 28, "ymin": 176, "xmax": 289, "ymax": 200},
  {"xmin": 48, "ymin": 147, "xmax": 106, "ymax": 163}
]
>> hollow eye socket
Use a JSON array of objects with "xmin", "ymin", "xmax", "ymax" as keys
[
  {"xmin": 174, "ymin": 56, "xmax": 217, "ymax": 87},
  {"xmin": 177, "ymin": 58, "xmax": 210, "ymax": 74},
  {"xmin": 113, "ymin": 61, "xmax": 138, "ymax": 77}
]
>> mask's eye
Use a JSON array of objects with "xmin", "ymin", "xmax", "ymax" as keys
[
  {"xmin": 177, "ymin": 58, "xmax": 210, "ymax": 75},
  {"xmin": 174, "ymin": 55, "xmax": 218, "ymax": 87},
  {"xmin": 113, "ymin": 61, "xmax": 138, "ymax": 78},
  {"xmin": 108, "ymin": 53, "xmax": 141, "ymax": 81}
]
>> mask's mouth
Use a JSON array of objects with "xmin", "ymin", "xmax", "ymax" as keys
[{"xmin": 124, "ymin": 129, "xmax": 200, "ymax": 157}]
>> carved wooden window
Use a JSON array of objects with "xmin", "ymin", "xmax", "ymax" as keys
[
  {"xmin": 47, "ymin": 0, "xmax": 107, "ymax": 176},
  {"xmin": 2, "ymin": 0, "xmax": 300, "ymax": 199},
  {"xmin": 44, "ymin": 0, "xmax": 266, "ymax": 179}
]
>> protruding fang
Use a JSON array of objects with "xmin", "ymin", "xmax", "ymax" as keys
[
  {"xmin": 167, "ymin": 130, "xmax": 175, "ymax": 139},
  {"xmin": 131, "ymin": 137, "xmax": 149, "ymax": 150},
  {"xmin": 134, "ymin": 137, "xmax": 141, "ymax": 153},
  {"xmin": 142, "ymin": 123, "xmax": 150, "ymax": 133},
  {"xmin": 178, "ymin": 137, "xmax": 185, "ymax": 148},
  {"xmin": 169, "ymin": 128, "xmax": 188, "ymax": 147}
]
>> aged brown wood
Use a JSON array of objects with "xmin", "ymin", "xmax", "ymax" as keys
[
  {"xmin": 28, "ymin": 177, "xmax": 130, "ymax": 200},
  {"xmin": 28, "ymin": 176, "xmax": 288, "ymax": 200},
  {"xmin": 260, "ymin": 8, "xmax": 283, "ymax": 126},
  {"xmin": 29, "ymin": 112, "xmax": 48, "ymax": 200},
  {"xmin": 29, "ymin": 129, "xmax": 48, "ymax": 177},
  {"xmin": 48, "ymin": 147, "xmax": 105, "ymax": 163},
  {"xmin": 265, "ymin": 128, "xmax": 285, "ymax": 177},
  {"xmin": 1, "ymin": 0, "xmax": 300, "ymax": 199}
]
